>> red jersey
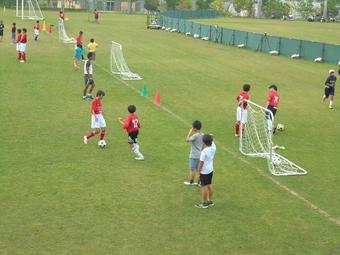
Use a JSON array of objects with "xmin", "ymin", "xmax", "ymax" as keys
[
  {"xmin": 21, "ymin": 33, "xmax": 27, "ymax": 43},
  {"xmin": 91, "ymin": 98, "xmax": 103, "ymax": 114},
  {"xmin": 123, "ymin": 114, "xmax": 140, "ymax": 134},
  {"xmin": 76, "ymin": 35, "xmax": 83, "ymax": 45},
  {"xmin": 34, "ymin": 24, "xmax": 40, "ymax": 30},
  {"xmin": 59, "ymin": 13, "xmax": 64, "ymax": 20},
  {"xmin": 94, "ymin": 11, "xmax": 99, "ymax": 18},
  {"xmin": 16, "ymin": 33, "xmax": 22, "ymax": 43},
  {"xmin": 237, "ymin": 91, "xmax": 249, "ymax": 109},
  {"xmin": 267, "ymin": 90, "xmax": 280, "ymax": 108}
]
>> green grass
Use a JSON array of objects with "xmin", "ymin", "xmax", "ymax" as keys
[
  {"xmin": 197, "ymin": 17, "xmax": 340, "ymax": 44},
  {"xmin": 1, "ymin": 10, "xmax": 340, "ymax": 255}
]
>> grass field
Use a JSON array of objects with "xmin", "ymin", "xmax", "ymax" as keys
[
  {"xmin": 197, "ymin": 17, "xmax": 340, "ymax": 44},
  {"xmin": 1, "ymin": 10, "xmax": 340, "ymax": 255}
]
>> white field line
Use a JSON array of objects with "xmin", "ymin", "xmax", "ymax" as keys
[{"xmin": 54, "ymin": 34, "xmax": 340, "ymax": 227}]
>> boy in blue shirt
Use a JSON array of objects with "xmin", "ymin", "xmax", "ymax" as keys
[{"xmin": 74, "ymin": 44, "xmax": 82, "ymax": 69}]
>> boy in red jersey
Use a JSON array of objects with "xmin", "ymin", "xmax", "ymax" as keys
[
  {"xmin": 83, "ymin": 90, "xmax": 106, "ymax": 144},
  {"xmin": 59, "ymin": 11, "xmax": 65, "ymax": 23},
  {"xmin": 235, "ymin": 84, "xmax": 251, "ymax": 136},
  {"xmin": 266, "ymin": 84, "xmax": 280, "ymax": 133},
  {"xmin": 19, "ymin": 28, "xmax": 27, "ymax": 63},
  {"xmin": 76, "ymin": 31, "xmax": 84, "ymax": 59},
  {"xmin": 118, "ymin": 105, "xmax": 144, "ymax": 160},
  {"xmin": 16, "ymin": 28, "xmax": 22, "ymax": 60},
  {"xmin": 33, "ymin": 20, "xmax": 40, "ymax": 41}
]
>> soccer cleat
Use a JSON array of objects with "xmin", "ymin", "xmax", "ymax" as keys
[
  {"xmin": 87, "ymin": 95, "xmax": 94, "ymax": 99},
  {"xmin": 184, "ymin": 180, "xmax": 194, "ymax": 185},
  {"xmin": 83, "ymin": 136, "xmax": 88, "ymax": 144},
  {"xmin": 195, "ymin": 202, "xmax": 208, "ymax": 209},
  {"xmin": 135, "ymin": 156, "xmax": 144, "ymax": 161},
  {"xmin": 234, "ymin": 134, "xmax": 239, "ymax": 137},
  {"xmin": 329, "ymin": 105, "xmax": 334, "ymax": 109},
  {"xmin": 19, "ymin": 60, "xmax": 25, "ymax": 63},
  {"xmin": 206, "ymin": 201, "xmax": 215, "ymax": 207}
]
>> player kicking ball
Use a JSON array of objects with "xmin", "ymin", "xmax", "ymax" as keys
[
  {"xmin": 83, "ymin": 90, "xmax": 106, "ymax": 145},
  {"xmin": 118, "ymin": 105, "xmax": 144, "ymax": 160}
]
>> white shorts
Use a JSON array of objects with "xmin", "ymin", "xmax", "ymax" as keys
[
  {"xmin": 91, "ymin": 114, "xmax": 106, "ymax": 129},
  {"xmin": 34, "ymin": 29, "xmax": 39, "ymax": 36},
  {"xmin": 236, "ymin": 106, "xmax": 248, "ymax": 124},
  {"xmin": 16, "ymin": 43, "xmax": 21, "ymax": 51},
  {"xmin": 20, "ymin": 43, "xmax": 27, "ymax": 52}
]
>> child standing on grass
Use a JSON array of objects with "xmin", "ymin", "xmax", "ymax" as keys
[
  {"xmin": 87, "ymin": 38, "xmax": 98, "ymax": 60},
  {"xmin": 83, "ymin": 52, "xmax": 95, "ymax": 100},
  {"xmin": 19, "ymin": 28, "xmax": 27, "ymax": 63},
  {"xmin": 33, "ymin": 20, "xmax": 40, "ymax": 41},
  {"xmin": 16, "ymin": 28, "xmax": 22, "ymax": 60},
  {"xmin": 74, "ymin": 44, "xmax": 82, "ymax": 69},
  {"xmin": 0, "ymin": 21, "xmax": 4, "ymax": 42},
  {"xmin": 118, "ymin": 105, "xmax": 144, "ymax": 160},
  {"xmin": 11, "ymin": 23, "xmax": 16, "ymax": 44},
  {"xmin": 184, "ymin": 120, "xmax": 203, "ymax": 186},
  {"xmin": 83, "ymin": 90, "xmax": 106, "ymax": 145},
  {"xmin": 195, "ymin": 134, "xmax": 216, "ymax": 209}
]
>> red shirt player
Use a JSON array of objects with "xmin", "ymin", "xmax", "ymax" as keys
[
  {"xmin": 93, "ymin": 9, "xmax": 99, "ymax": 23},
  {"xmin": 266, "ymin": 84, "xmax": 280, "ymax": 118},
  {"xmin": 83, "ymin": 90, "xmax": 106, "ymax": 144},
  {"xmin": 20, "ymin": 28, "xmax": 28, "ymax": 62},
  {"xmin": 235, "ymin": 83, "xmax": 251, "ymax": 136},
  {"xmin": 33, "ymin": 21, "xmax": 40, "ymax": 41},
  {"xmin": 16, "ymin": 28, "xmax": 22, "ymax": 60},
  {"xmin": 118, "ymin": 105, "xmax": 144, "ymax": 160}
]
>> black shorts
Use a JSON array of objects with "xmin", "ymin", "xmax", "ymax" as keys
[
  {"xmin": 0, "ymin": 31, "xmax": 3, "ymax": 36},
  {"xmin": 128, "ymin": 131, "xmax": 139, "ymax": 144},
  {"xmin": 325, "ymin": 86, "xmax": 335, "ymax": 98},
  {"xmin": 84, "ymin": 75, "xmax": 94, "ymax": 86},
  {"xmin": 267, "ymin": 106, "xmax": 277, "ymax": 119},
  {"xmin": 200, "ymin": 172, "xmax": 213, "ymax": 186}
]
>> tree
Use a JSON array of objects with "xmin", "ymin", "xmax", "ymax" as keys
[
  {"xmin": 176, "ymin": 0, "xmax": 192, "ymax": 10},
  {"xmin": 232, "ymin": 0, "xmax": 254, "ymax": 16},
  {"xmin": 196, "ymin": 0, "xmax": 213, "ymax": 9},
  {"xmin": 262, "ymin": 0, "xmax": 290, "ymax": 18},
  {"xmin": 165, "ymin": 0, "xmax": 181, "ymax": 9},
  {"xmin": 144, "ymin": 0, "xmax": 159, "ymax": 11},
  {"xmin": 320, "ymin": 0, "xmax": 339, "ymax": 18},
  {"xmin": 293, "ymin": 0, "xmax": 315, "ymax": 19},
  {"xmin": 210, "ymin": 0, "xmax": 226, "ymax": 14}
]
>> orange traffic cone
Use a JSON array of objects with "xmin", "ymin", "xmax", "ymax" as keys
[
  {"xmin": 154, "ymin": 91, "xmax": 161, "ymax": 105},
  {"xmin": 48, "ymin": 25, "xmax": 52, "ymax": 33}
]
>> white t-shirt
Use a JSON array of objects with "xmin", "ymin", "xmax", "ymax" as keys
[
  {"xmin": 200, "ymin": 142, "xmax": 216, "ymax": 174},
  {"xmin": 84, "ymin": 60, "xmax": 93, "ymax": 75}
]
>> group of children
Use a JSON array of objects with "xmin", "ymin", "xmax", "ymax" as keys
[{"xmin": 73, "ymin": 30, "xmax": 99, "ymax": 70}]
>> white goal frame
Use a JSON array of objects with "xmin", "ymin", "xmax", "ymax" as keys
[
  {"xmin": 58, "ymin": 21, "xmax": 76, "ymax": 44},
  {"xmin": 240, "ymin": 99, "xmax": 308, "ymax": 176},
  {"xmin": 16, "ymin": 0, "xmax": 44, "ymax": 20},
  {"xmin": 110, "ymin": 41, "xmax": 142, "ymax": 81}
]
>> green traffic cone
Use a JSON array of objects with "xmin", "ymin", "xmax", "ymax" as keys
[{"xmin": 141, "ymin": 84, "xmax": 148, "ymax": 97}]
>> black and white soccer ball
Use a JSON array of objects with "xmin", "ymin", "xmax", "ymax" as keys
[
  {"xmin": 276, "ymin": 123, "xmax": 284, "ymax": 131},
  {"xmin": 98, "ymin": 140, "xmax": 106, "ymax": 148}
]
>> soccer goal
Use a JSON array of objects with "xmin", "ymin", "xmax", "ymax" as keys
[
  {"xmin": 58, "ymin": 21, "xmax": 76, "ymax": 44},
  {"xmin": 16, "ymin": 0, "xmax": 44, "ymax": 20},
  {"xmin": 240, "ymin": 99, "xmax": 308, "ymax": 176},
  {"xmin": 110, "ymin": 41, "xmax": 142, "ymax": 81}
]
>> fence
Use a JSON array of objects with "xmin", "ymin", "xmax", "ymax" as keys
[{"xmin": 158, "ymin": 11, "xmax": 340, "ymax": 64}]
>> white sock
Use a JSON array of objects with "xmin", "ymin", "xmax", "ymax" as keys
[
  {"xmin": 330, "ymin": 101, "xmax": 334, "ymax": 107},
  {"xmin": 133, "ymin": 144, "xmax": 143, "ymax": 158}
]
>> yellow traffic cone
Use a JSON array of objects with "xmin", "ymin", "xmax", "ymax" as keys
[{"xmin": 42, "ymin": 20, "xmax": 46, "ymax": 32}]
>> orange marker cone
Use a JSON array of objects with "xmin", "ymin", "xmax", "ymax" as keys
[
  {"xmin": 48, "ymin": 25, "xmax": 52, "ymax": 34},
  {"xmin": 154, "ymin": 91, "xmax": 161, "ymax": 105}
]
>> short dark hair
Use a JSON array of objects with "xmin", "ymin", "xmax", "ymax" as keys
[
  {"xmin": 192, "ymin": 120, "xmax": 202, "ymax": 130},
  {"xmin": 243, "ymin": 84, "xmax": 251, "ymax": 92},
  {"xmin": 22, "ymin": 28, "xmax": 27, "ymax": 32},
  {"xmin": 269, "ymin": 84, "xmax": 278, "ymax": 91},
  {"xmin": 13, "ymin": 22, "xmax": 16, "ymax": 26},
  {"xmin": 128, "ymin": 105, "xmax": 136, "ymax": 113},
  {"xmin": 17, "ymin": 28, "xmax": 21, "ymax": 33},
  {"xmin": 87, "ymin": 52, "xmax": 94, "ymax": 59},
  {"xmin": 79, "ymin": 31, "xmax": 83, "ymax": 34},
  {"xmin": 202, "ymin": 134, "xmax": 213, "ymax": 146},
  {"xmin": 90, "ymin": 38, "xmax": 94, "ymax": 43},
  {"xmin": 96, "ymin": 90, "xmax": 105, "ymax": 97},
  {"xmin": 36, "ymin": 20, "xmax": 39, "ymax": 23}
]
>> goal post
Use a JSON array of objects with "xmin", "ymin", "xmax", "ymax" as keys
[
  {"xmin": 110, "ymin": 41, "xmax": 142, "ymax": 80},
  {"xmin": 240, "ymin": 99, "xmax": 308, "ymax": 176},
  {"xmin": 16, "ymin": 0, "xmax": 44, "ymax": 20},
  {"xmin": 58, "ymin": 21, "xmax": 76, "ymax": 44}
]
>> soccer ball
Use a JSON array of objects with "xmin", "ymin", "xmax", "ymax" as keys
[
  {"xmin": 98, "ymin": 140, "xmax": 106, "ymax": 148},
  {"xmin": 272, "ymin": 155, "xmax": 282, "ymax": 165},
  {"xmin": 277, "ymin": 123, "xmax": 284, "ymax": 131}
]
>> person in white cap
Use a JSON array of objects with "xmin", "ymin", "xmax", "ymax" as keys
[{"xmin": 322, "ymin": 69, "xmax": 337, "ymax": 109}]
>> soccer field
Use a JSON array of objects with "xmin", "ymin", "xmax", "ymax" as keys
[{"xmin": 1, "ymin": 10, "xmax": 340, "ymax": 255}]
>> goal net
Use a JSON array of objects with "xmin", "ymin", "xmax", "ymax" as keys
[
  {"xmin": 110, "ymin": 41, "xmax": 142, "ymax": 81},
  {"xmin": 58, "ymin": 21, "xmax": 76, "ymax": 44},
  {"xmin": 16, "ymin": 0, "xmax": 44, "ymax": 20},
  {"xmin": 240, "ymin": 99, "xmax": 307, "ymax": 176}
]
